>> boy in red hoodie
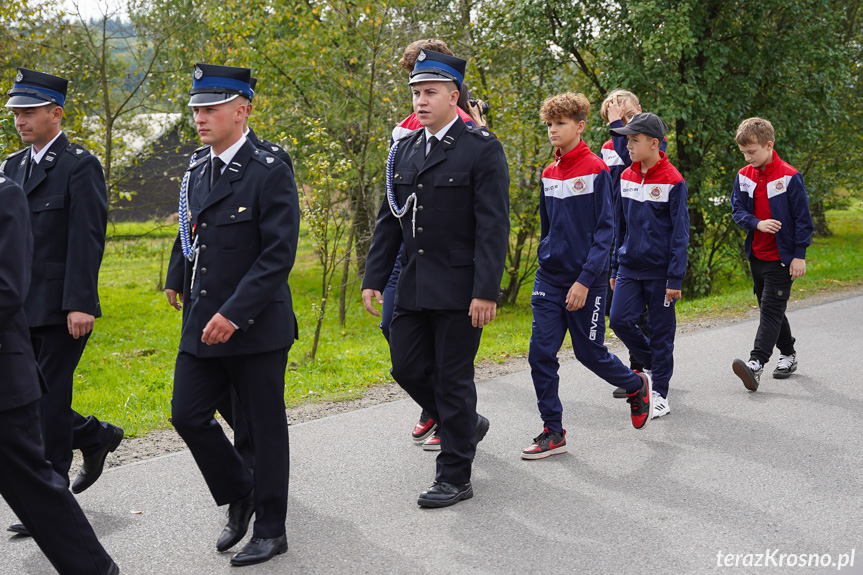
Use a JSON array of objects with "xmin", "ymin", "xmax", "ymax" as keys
[{"xmin": 730, "ymin": 118, "xmax": 813, "ymax": 391}]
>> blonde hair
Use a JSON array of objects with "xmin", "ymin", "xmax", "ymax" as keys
[
  {"xmin": 736, "ymin": 117, "xmax": 775, "ymax": 146},
  {"xmin": 600, "ymin": 89, "xmax": 640, "ymax": 123},
  {"xmin": 398, "ymin": 39, "xmax": 454, "ymax": 72},
  {"xmin": 539, "ymin": 92, "xmax": 591, "ymax": 123}
]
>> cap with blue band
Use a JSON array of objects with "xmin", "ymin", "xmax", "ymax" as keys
[
  {"xmin": 409, "ymin": 50, "xmax": 466, "ymax": 89},
  {"xmin": 5, "ymin": 68, "xmax": 68, "ymax": 108},
  {"xmin": 188, "ymin": 63, "xmax": 254, "ymax": 107}
]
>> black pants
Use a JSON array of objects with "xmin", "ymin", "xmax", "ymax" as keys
[
  {"xmin": 389, "ymin": 307, "xmax": 483, "ymax": 485},
  {"xmin": 749, "ymin": 256, "xmax": 796, "ymax": 364},
  {"xmin": 0, "ymin": 400, "xmax": 115, "ymax": 575},
  {"xmin": 216, "ymin": 388, "xmax": 254, "ymax": 470},
  {"xmin": 172, "ymin": 348, "xmax": 289, "ymax": 539},
  {"xmin": 30, "ymin": 325, "xmax": 115, "ymax": 483}
]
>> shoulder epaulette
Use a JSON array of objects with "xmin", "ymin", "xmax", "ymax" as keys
[
  {"xmin": 192, "ymin": 144, "xmax": 210, "ymax": 155},
  {"xmin": 465, "ymin": 125, "xmax": 495, "ymax": 139},
  {"xmin": 250, "ymin": 148, "xmax": 279, "ymax": 168},
  {"xmin": 397, "ymin": 128, "xmax": 422, "ymax": 143},
  {"xmin": 64, "ymin": 142, "xmax": 91, "ymax": 159},
  {"xmin": 259, "ymin": 138, "xmax": 285, "ymax": 155},
  {"xmin": 1, "ymin": 148, "xmax": 27, "ymax": 172}
]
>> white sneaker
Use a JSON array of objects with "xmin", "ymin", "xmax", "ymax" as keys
[{"xmin": 651, "ymin": 390, "xmax": 670, "ymax": 419}]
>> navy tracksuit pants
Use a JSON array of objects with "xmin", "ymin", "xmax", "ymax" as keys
[
  {"xmin": 609, "ymin": 275, "xmax": 677, "ymax": 398},
  {"xmin": 529, "ymin": 279, "xmax": 642, "ymax": 434}
]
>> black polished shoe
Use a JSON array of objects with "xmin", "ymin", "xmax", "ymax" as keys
[
  {"xmin": 106, "ymin": 560, "xmax": 120, "ymax": 575},
  {"xmin": 72, "ymin": 424, "xmax": 124, "ymax": 494},
  {"xmin": 216, "ymin": 490, "xmax": 255, "ymax": 552},
  {"xmin": 417, "ymin": 481, "xmax": 473, "ymax": 508},
  {"xmin": 7, "ymin": 523, "xmax": 30, "ymax": 536},
  {"xmin": 475, "ymin": 414, "xmax": 490, "ymax": 444},
  {"xmin": 230, "ymin": 534, "xmax": 288, "ymax": 566}
]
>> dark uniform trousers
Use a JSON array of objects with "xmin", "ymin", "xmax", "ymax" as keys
[
  {"xmin": 0, "ymin": 176, "xmax": 114, "ymax": 574},
  {"xmin": 172, "ymin": 348, "xmax": 289, "ymax": 538},
  {"xmin": 166, "ymin": 138, "xmax": 298, "ymax": 540},
  {"xmin": 30, "ymin": 327, "xmax": 114, "ymax": 481},
  {"xmin": 2, "ymin": 134, "xmax": 112, "ymax": 484},
  {"xmin": 389, "ymin": 307, "xmax": 482, "ymax": 484},
  {"xmin": 362, "ymin": 117, "xmax": 510, "ymax": 487}
]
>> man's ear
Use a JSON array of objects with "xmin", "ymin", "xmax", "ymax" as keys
[{"xmin": 52, "ymin": 106, "xmax": 64, "ymax": 123}]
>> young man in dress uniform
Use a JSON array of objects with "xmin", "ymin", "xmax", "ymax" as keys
[
  {"xmin": 1, "ymin": 69, "xmax": 123, "ymax": 535},
  {"xmin": 0, "ymin": 176, "xmax": 119, "ymax": 574},
  {"xmin": 362, "ymin": 50, "xmax": 510, "ymax": 508},
  {"xmin": 214, "ymin": 75, "xmax": 298, "ymax": 472},
  {"xmin": 165, "ymin": 63, "xmax": 299, "ymax": 567}
]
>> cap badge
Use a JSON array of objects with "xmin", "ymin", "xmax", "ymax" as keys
[
  {"xmin": 194, "ymin": 66, "xmax": 203, "ymax": 80},
  {"xmin": 16, "ymin": 70, "xmax": 23, "ymax": 82},
  {"xmin": 417, "ymin": 50, "xmax": 427, "ymax": 62}
]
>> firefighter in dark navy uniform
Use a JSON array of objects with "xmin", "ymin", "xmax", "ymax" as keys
[
  {"xmin": 215, "ymin": 75, "xmax": 298, "ymax": 472},
  {"xmin": 1, "ymin": 69, "xmax": 123, "ymax": 535},
  {"xmin": 0, "ymin": 176, "xmax": 119, "ymax": 574},
  {"xmin": 362, "ymin": 50, "xmax": 510, "ymax": 508},
  {"xmin": 164, "ymin": 63, "xmax": 299, "ymax": 567}
]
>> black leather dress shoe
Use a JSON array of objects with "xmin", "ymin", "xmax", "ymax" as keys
[
  {"xmin": 216, "ymin": 490, "xmax": 255, "ymax": 552},
  {"xmin": 7, "ymin": 523, "xmax": 30, "ymax": 536},
  {"xmin": 72, "ymin": 424, "xmax": 124, "ymax": 494},
  {"xmin": 230, "ymin": 534, "xmax": 288, "ymax": 566},
  {"xmin": 106, "ymin": 560, "xmax": 120, "ymax": 575},
  {"xmin": 417, "ymin": 481, "xmax": 473, "ymax": 508},
  {"xmin": 475, "ymin": 414, "xmax": 490, "ymax": 444}
]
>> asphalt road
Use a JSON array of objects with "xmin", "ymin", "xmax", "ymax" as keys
[{"xmin": 3, "ymin": 295, "xmax": 862, "ymax": 575}]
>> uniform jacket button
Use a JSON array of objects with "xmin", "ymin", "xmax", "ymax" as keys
[
  {"xmin": 448, "ymin": 178, "xmax": 453, "ymax": 182},
  {"xmin": 417, "ymin": 183, "xmax": 423, "ymax": 190},
  {"xmin": 200, "ymin": 222, "xmax": 207, "ymax": 229},
  {"xmin": 417, "ymin": 205, "xmax": 424, "ymax": 211},
  {"xmin": 248, "ymin": 319, "xmax": 255, "ymax": 325},
  {"xmin": 417, "ymin": 227, "xmax": 423, "ymax": 233},
  {"xmin": 230, "ymin": 214, "xmax": 236, "ymax": 220},
  {"xmin": 200, "ymin": 244, "xmax": 207, "ymax": 251},
  {"xmin": 200, "ymin": 267, "xmax": 207, "ymax": 274},
  {"xmin": 200, "ymin": 290, "xmax": 208, "ymax": 297},
  {"xmin": 418, "ymin": 249, "xmax": 424, "ymax": 255}
]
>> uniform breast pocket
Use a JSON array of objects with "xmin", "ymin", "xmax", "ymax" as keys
[
  {"xmin": 31, "ymin": 194, "xmax": 67, "ymax": 232},
  {"xmin": 216, "ymin": 207, "xmax": 255, "ymax": 252},
  {"xmin": 433, "ymin": 172, "xmax": 470, "ymax": 211},
  {"xmin": 391, "ymin": 169, "xmax": 417, "ymax": 203}
]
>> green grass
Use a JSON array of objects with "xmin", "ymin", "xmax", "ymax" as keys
[{"xmin": 74, "ymin": 206, "xmax": 863, "ymax": 437}]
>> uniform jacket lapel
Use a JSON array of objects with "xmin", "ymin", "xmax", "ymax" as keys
[
  {"xmin": 24, "ymin": 133, "xmax": 68, "ymax": 195},
  {"xmin": 199, "ymin": 139, "xmax": 255, "ymax": 213},
  {"xmin": 418, "ymin": 117, "xmax": 466, "ymax": 176}
]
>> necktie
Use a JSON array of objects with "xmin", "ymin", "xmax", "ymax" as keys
[
  {"xmin": 427, "ymin": 135, "xmax": 439, "ymax": 157},
  {"xmin": 211, "ymin": 157, "xmax": 225, "ymax": 187},
  {"xmin": 26, "ymin": 156, "xmax": 36, "ymax": 182}
]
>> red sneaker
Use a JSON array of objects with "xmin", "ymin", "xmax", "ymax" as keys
[
  {"xmin": 627, "ymin": 370, "xmax": 653, "ymax": 430},
  {"xmin": 422, "ymin": 431, "xmax": 441, "ymax": 451},
  {"xmin": 521, "ymin": 428, "xmax": 567, "ymax": 460},
  {"xmin": 411, "ymin": 410, "xmax": 437, "ymax": 442}
]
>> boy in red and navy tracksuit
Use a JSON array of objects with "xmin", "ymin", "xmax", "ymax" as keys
[
  {"xmin": 598, "ymin": 90, "xmax": 667, "ymax": 383},
  {"xmin": 523, "ymin": 93, "xmax": 653, "ymax": 460},
  {"xmin": 608, "ymin": 113, "xmax": 689, "ymax": 420},
  {"xmin": 730, "ymin": 117, "xmax": 813, "ymax": 391}
]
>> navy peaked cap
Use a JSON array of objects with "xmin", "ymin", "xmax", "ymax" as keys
[
  {"xmin": 188, "ymin": 63, "xmax": 254, "ymax": 106},
  {"xmin": 409, "ymin": 50, "xmax": 466, "ymax": 89},
  {"xmin": 5, "ymin": 68, "xmax": 68, "ymax": 108}
]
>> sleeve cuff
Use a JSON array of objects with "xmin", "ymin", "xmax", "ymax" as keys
[{"xmin": 666, "ymin": 277, "xmax": 683, "ymax": 290}]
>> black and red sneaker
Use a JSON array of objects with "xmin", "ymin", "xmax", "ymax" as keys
[
  {"xmin": 422, "ymin": 431, "xmax": 441, "ymax": 451},
  {"xmin": 626, "ymin": 370, "xmax": 653, "ymax": 430},
  {"xmin": 521, "ymin": 428, "xmax": 567, "ymax": 460},
  {"xmin": 411, "ymin": 410, "xmax": 437, "ymax": 442}
]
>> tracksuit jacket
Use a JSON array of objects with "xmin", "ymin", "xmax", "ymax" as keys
[
  {"xmin": 730, "ymin": 149, "xmax": 813, "ymax": 265},
  {"xmin": 599, "ymin": 119, "xmax": 668, "ymax": 208},
  {"xmin": 537, "ymin": 139, "xmax": 613, "ymax": 289},
  {"xmin": 612, "ymin": 151, "xmax": 690, "ymax": 289}
]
